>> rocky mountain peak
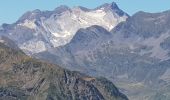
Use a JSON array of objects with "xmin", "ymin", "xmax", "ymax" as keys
[
  {"xmin": 95, "ymin": 2, "xmax": 128, "ymax": 16},
  {"xmin": 0, "ymin": 2, "xmax": 128, "ymax": 54},
  {"xmin": 96, "ymin": 2, "xmax": 118, "ymax": 10},
  {"xmin": 54, "ymin": 5, "xmax": 71, "ymax": 13}
]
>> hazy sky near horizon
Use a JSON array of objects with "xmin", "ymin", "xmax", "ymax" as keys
[{"xmin": 0, "ymin": 0, "xmax": 170, "ymax": 24}]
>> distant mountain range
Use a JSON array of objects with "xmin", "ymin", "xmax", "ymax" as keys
[
  {"xmin": 1, "ymin": 1, "xmax": 170, "ymax": 100},
  {"xmin": 0, "ymin": 2, "xmax": 128, "ymax": 55}
]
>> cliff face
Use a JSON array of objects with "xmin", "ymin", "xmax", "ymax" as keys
[{"xmin": 0, "ymin": 42, "xmax": 128, "ymax": 100}]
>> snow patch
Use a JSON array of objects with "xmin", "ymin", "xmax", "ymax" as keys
[
  {"xmin": 18, "ymin": 19, "xmax": 36, "ymax": 29},
  {"xmin": 0, "ymin": 39, "xmax": 4, "ymax": 43},
  {"xmin": 39, "ymin": 8, "xmax": 127, "ymax": 48},
  {"xmin": 20, "ymin": 40, "xmax": 47, "ymax": 54}
]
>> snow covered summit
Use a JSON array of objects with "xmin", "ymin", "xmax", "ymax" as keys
[{"xmin": 0, "ymin": 2, "xmax": 128, "ymax": 54}]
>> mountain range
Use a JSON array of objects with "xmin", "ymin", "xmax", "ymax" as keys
[
  {"xmin": 0, "ymin": 38, "xmax": 128, "ymax": 100},
  {"xmin": 0, "ymin": 2, "xmax": 128, "ymax": 55},
  {"xmin": 0, "ymin": 1, "xmax": 170, "ymax": 100}
]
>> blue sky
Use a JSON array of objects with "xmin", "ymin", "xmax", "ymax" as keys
[{"xmin": 0, "ymin": 0, "xmax": 170, "ymax": 24}]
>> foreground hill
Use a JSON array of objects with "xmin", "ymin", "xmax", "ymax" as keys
[{"xmin": 0, "ymin": 39, "xmax": 128, "ymax": 100}]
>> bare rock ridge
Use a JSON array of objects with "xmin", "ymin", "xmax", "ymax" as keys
[{"xmin": 0, "ymin": 40, "xmax": 128, "ymax": 100}]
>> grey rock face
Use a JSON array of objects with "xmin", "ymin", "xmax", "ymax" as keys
[
  {"xmin": 0, "ymin": 42, "xmax": 128, "ymax": 100},
  {"xmin": 35, "ymin": 10, "xmax": 170, "ymax": 100},
  {"xmin": 112, "ymin": 10, "xmax": 170, "ymax": 38}
]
